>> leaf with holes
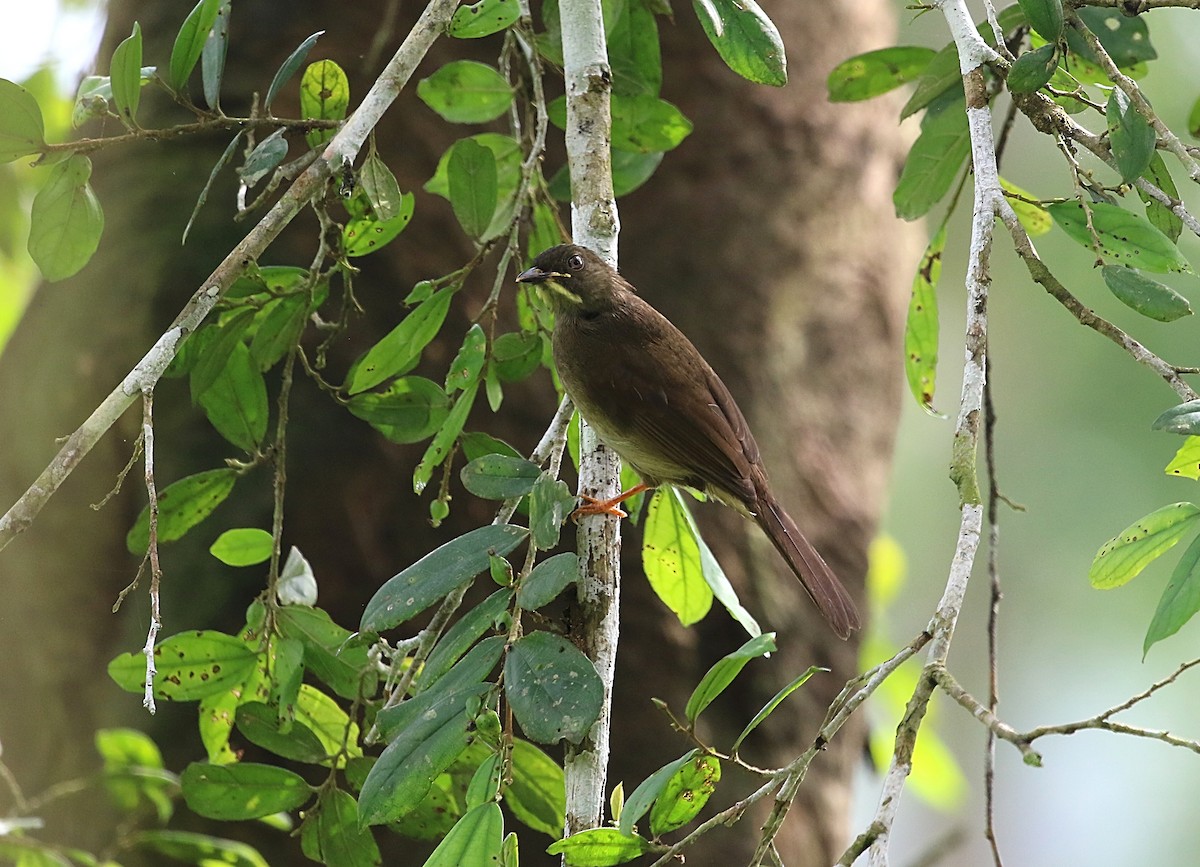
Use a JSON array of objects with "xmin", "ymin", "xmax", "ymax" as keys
[
  {"xmin": 504, "ymin": 631, "xmax": 603, "ymax": 744},
  {"xmin": 1090, "ymin": 503, "xmax": 1200, "ymax": 589},
  {"xmin": 1048, "ymin": 201, "xmax": 1192, "ymax": 274}
]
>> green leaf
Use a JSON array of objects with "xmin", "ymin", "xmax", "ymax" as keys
[
  {"xmin": 1090, "ymin": 503, "xmax": 1200, "ymax": 589},
  {"xmin": 423, "ymin": 803, "xmax": 504, "ymax": 867},
  {"xmin": 426, "ymin": 133, "xmax": 520, "ymax": 240},
  {"xmin": 1144, "ymin": 532, "xmax": 1200, "ymax": 657},
  {"xmin": 446, "ymin": 323, "xmax": 487, "ymax": 393},
  {"xmin": 507, "ymin": 739, "xmax": 565, "ymax": 839},
  {"xmin": 1138, "ymin": 152, "xmax": 1182, "ymax": 243},
  {"xmin": 200, "ymin": 0, "xmax": 230, "ymax": 110},
  {"xmin": 901, "ymin": 43, "xmax": 961, "ymax": 120},
  {"xmin": 904, "ymin": 226, "xmax": 945, "ymax": 415},
  {"xmin": 414, "ymin": 381, "xmax": 479, "ymax": 494},
  {"xmin": 1006, "ymin": 43, "xmax": 1058, "ymax": 94},
  {"xmin": 1190, "ymin": 95, "xmax": 1200, "ymax": 138},
  {"xmin": 529, "ymin": 471, "xmax": 575, "ymax": 551},
  {"xmin": 27, "ymin": 154, "xmax": 104, "ymax": 282},
  {"xmin": 295, "ymin": 684, "xmax": 362, "ymax": 762},
  {"xmin": 1065, "ymin": 8, "xmax": 1156, "ymax": 68},
  {"xmin": 1165, "ymin": 437, "xmax": 1200, "ymax": 480},
  {"xmin": 108, "ymin": 630, "xmax": 259, "ymax": 701},
  {"xmin": 277, "ymin": 605, "xmax": 378, "ymax": 700},
  {"xmin": 238, "ymin": 127, "xmax": 288, "ymax": 187},
  {"xmin": 1017, "ymin": 0, "xmax": 1063, "ymax": 42},
  {"xmin": 504, "ymin": 631, "xmax": 604, "ymax": 744},
  {"xmin": 642, "ymin": 489, "xmax": 714, "ymax": 626},
  {"xmin": 0, "ymin": 78, "xmax": 46, "ymax": 162},
  {"xmin": 210, "ymin": 528, "xmax": 274, "ymax": 566},
  {"xmin": 248, "ymin": 293, "xmax": 308, "ymax": 370},
  {"xmin": 618, "ymin": 751, "xmax": 696, "ymax": 837},
  {"xmin": 342, "ymin": 190, "xmax": 415, "ymax": 256},
  {"xmin": 348, "ymin": 287, "xmax": 454, "ymax": 394},
  {"xmin": 169, "ymin": 0, "xmax": 223, "ymax": 92},
  {"xmin": 1106, "ymin": 88, "xmax": 1155, "ymax": 183},
  {"xmin": 466, "ymin": 753, "xmax": 503, "ymax": 808},
  {"xmin": 359, "ymin": 685, "xmax": 486, "ymax": 825},
  {"xmin": 685, "ymin": 632, "xmax": 776, "ymax": 724},
  {"xmin": 126, "ymin": 468, "xmax": 238, "ymax": 553},
  {"xmin": 609, "ymin": 0, "xmax": 662, "ymax": 97},
  {"xmin": 732, "ymin": 665, "xmax": 824, "ymax": 752},
  {"xmin": 894, "ymin": 96, "xmax": 968, "ymax": 221},
  {"xmin": 300, "ymin": 59, "xmax": 349, "ymax": 148},
  {"xmin": 692, "ymin": 0, "xmax": 786, "ymax": 86},
  {"xmin": 265, "ymin": 31, "xmax": 324, "ymax": 111},
  {"xmin": 1101, "ymin": 265, "xmax": 1191, "ymax": 323},
  {"xmin": 134, "ymin": 830, "xmax": 268, "ymax": 867},
  {"xmin": 648, "ymin": 754, "xmax": 720, "ymax": 835},
  {"xmin": 235, "ymin": 702, "xmax": 328, "ymax": 764},
  {"xmin": 448, "ymin": 0, "xmax": 521, "ymax": 38},
  {"xmin": 827, "ymin": 46, "xmax": 936, "ymax": 102},
  {"xmin": 460, "ymin": 454, "xmax": 541, "ymax": 500},
  {"xmin": 181, "ymin": 762, "xmax": 311, "ymax": 820},
  {"xmin": 361, "ymin": 524, "xmax": 528, "ymax": 632},
  {"xmin": 547, "ymin": 827, "xmax": 653, "ymax": 865},
  {"xmin": 517, "ymin": 552, "xmax": 579, "ymax": 611},
  {"xmin": 109, "ymin": 22, "xmax": 143, "ymax": 126},
  {"xmin": 191, "ymin": 308, "xmax": 257, "ymax": 398},
  {"xmin": 198, "ymin": 342, "xmax": 269, "ymax": 451},
  {"xmin": 358, "ymin": 153, "xmax": 405, "ymax": 220},
  {"xmin": 418, "ymin": 61, "xmax": 513, "ymax": 124},
  {"xmin": 419, "ymin": 591, "xmax": 512, "ymax": 691},
  {"xmin": 348, "ymin": 376, "xmax": 451, "ymax": 443},
  {"xmin": 492, "ymin": 332, "xmax": 543, "ymax": 381},
  {"xmin": 269, "ymin": 637, "xmax": 305, "ymax": 721},
  {"xmin": 447, "ymin": 137, "xmax": 498, "ymax": 239},
  {"xmin": 300, "ymin": 788, "xmax": 382, "ymax": 866},
  {"xmin": 1153, "ymin": 400, "xmax": 1200, "ymax": 435},
  {"xmin": 1000, "ymin": 178, "xmax": 1052, "ymax": 237},
  {"xmin": 1048, "ymin": 201, "xmax": 1192, "ymax": 274}
]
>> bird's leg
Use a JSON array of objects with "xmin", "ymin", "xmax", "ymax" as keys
[{"xmin": 571, "ymin": 483, "xmax": 655, "ymax": 521}]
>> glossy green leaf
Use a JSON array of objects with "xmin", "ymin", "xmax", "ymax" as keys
[
  {"xmin": 426, "ymin": 133, "xmax": 520, "ymax": 240},
  {"xmin": 424, "ymin": 803, "xmax": 504, "ymax": 867},
  {"xmin": 447, "ymin": 137, "xmax": 498, "ymax": 239},
  {"xmin": 268, "ymin": 636, "xmax": 305, "ymax": 721},
  {"xmin": 235, "ymin": 702, "xmax": 328, "ymax": 764},
  {"xmin": 1152, "ymin": 400, "xmax": 1200, "ymax": 435},
  {"xmin": 692, "ymin": 0, "xmax": 785, "ymax": 86},
  {"xmin": 460, "ymin": 454, "xmax": 541, "ymax": 500},
  {"xmin": 422, "ymin": 636, "xmax": 505, "ymax": 702},
  {"xmin": 827, "ymin": 46, "xmax": 936, "ymax": 102},
  {"xmin": 126, "ymin": 468, "xmax": 238, "ymax": 553},
  {"xmin": 1048, "ymin": 201, "xmax": 1192, "ymax": 274},
  {"xmin": 1090, "ymin": 503, "xmax": 1200, "ymax": 589},
  {"xmin": 894, "ymin": 96, "xmax": 968, "ymax": 221},
  {"xmin": 1138, "ymin": 152, "xmax": 1182, "ymax": 243},
  {"xmin": 1164, "ymin": 437, "xmax": 1200, "ymax": 480},
  {"xmin": 181, "ymin": 762, "xmax": 310, "ymax": 820},
  {"xmin": 200, "ymin": 0, "xmax": 230, "ymax": 109},
  {"xmin": 198, "ymin": 342, "xmax": 269, "ymax": 451},
  {"xmin": 900, "ymin": 42, "xmax": 960, "ymax": 120},
  {"xmin": 492, "ymin": 332, "xmax": 543, "ymax": 383},
  {"xmin": 277, "ymin": 606, "xmax": 377, "ymax": 700},
  {"xmin": 0, "ymin": 78, "xmax": 46, "ymax": 162},
  {"xmin": 169, "ymin": 0, "xmax": 222, "ymax": 92},
  {"xmin": 190, "ymin": 308, "xmax": 256, "ymax": 398},
  {"xmin": 504, "ymin": 631, "xmax": 603, "ymax": 744},
  {"xmin": 299, "ymin": 788, "xmax": 381, "ymax": 866},
  {"xmin": 1000, "ymin": 178, "xmax": 1052, "ymax": 237},
  {"xmin": 414, "ymin": 381, "xmax": 479, "ymax": 494},
  {"xmin": 265, "ymin": 31, "xmax": 324, "ymax": 111},
  {"xmin": 418, "ymin": 590, "xmax": 512, "ymax": 691},
  {"xmin": 518, "ymin": 552, "xmax": 579, "ymax": 611},
  {"xmin": 507, "ymin": 739, "xmax": 565, "ymax": 838},
  {"xmin": 466, "ymin": 753, "xmax": 503, "ymax": 808},
  {"xmin": 529, "ymin": 471, "xmax": 575, "ymax": 551},
  {"xmin": 343, "ymin": 190, "xmax": 414, "ymax": 256},
  {"xmin": 248, "ymin": 293, "xmax": 308, "ymax": 370},
  {"xmin": 418, "ymin": 61, "xmax": 513, "ymax": 123},
  {"xmin": 649, "ymin": 754, "xmax": 720, "ymax": 835},
  {"xmin": 547, "ymin": 827, "xmax": 653, "ymax": 864},
  {"xmin": 732, "ymin": 665, "xmax": 825, "ymax": 752},
  {"xmin": 359, "ymin": 685, "xmax": 486, "ymax": 825},
  {"xmin": 1017, "ymin": 0, "xmax": 1063, "ymax": 42},
  {"xmin": 447, "ymin": 324, "xmax": 487, "ymax": 393},
  {"xmin": 904, "ymin": 226, "xmax": 945, "ymax": 415},
  {"xmin": 110, "ymin": 22, "xmax": 143, "ymax": 125},
  {"xmin": 27, "ymin": 153, "xmax": 104, "ymax": 282},
  {"xmin": 1065, "ymin": 8, "xmax": 1156, "ymax": 68},
  {"xmin": 209, "ymin": 528, "xmax": 274, "ymax": 566},
  {"xmin": 295, "ymin": 684, "xmax": 362, "ymax": 763},
  {"xmin": 1006, "ymin": 43, "xmax": 1058, "ymax": 94},
  {"xmin": 618, "ymin": 751, "xmax": 696, "ymax": 837},
  {"xmin": 133, "ymin": 830, "xmax": 268, "ymax": 867},
  {"xmin": 1101, "ymin": 265, "xmax": 1191, "ymax": 323},
  {"xmin": 448, "ymin": 0, "xmax": 521, "ymax": 38},
  {"xmin": 358, "ymin": 152, "xmax": 404, "ymax": 220},
  {"xmin": 198, "ymin": 642, "xmax": 269, "ymax": 764},
  {"xmin": 685, "ymin": 632, "xmax": 776, "ymax": 724},
  {"xmin": 361, "ymin": 524, "xmax": 528, "ymax": 632},
  {"xmin": 642, "ymin": 488, "xmax": 713, "ymax": 626},
  {"xmin": 348, "ymin": 288, "xmax": 453, "ymax": 394},
  {"xmin": 1107, "ymin": 88, "xmax": 1155, "ymax": 183},
  {"xmin": 609, "ymin": 0, "xmax": 662, "ymax": 97},
  {"xmin": 1144, "ymin": 532, "xmax": 1200, "ymax": 657},
  {"xmin": 348, "ymin": 376, "xmax": 450, "ymax": 444},
  {"xmin": 108, "ymin": 630, "xmax": 258, "ymax": 701},
  {"xmin": 300, "ymin": 59, "xmax": 349, "ymax": 148}
]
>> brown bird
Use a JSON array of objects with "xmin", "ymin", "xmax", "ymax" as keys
[{"xmin": 516, "ymin": 244, "xmax": 860, "ymax": 639}]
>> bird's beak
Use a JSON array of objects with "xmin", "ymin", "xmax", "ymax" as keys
[{"xmin": 516, "ymin": 267, "xmax": 581, "ymax": 304}]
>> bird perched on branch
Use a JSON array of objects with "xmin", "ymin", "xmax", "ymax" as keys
[{"xmin": 516, "ymin": 244, "xmax": 860, "ymax": 639}]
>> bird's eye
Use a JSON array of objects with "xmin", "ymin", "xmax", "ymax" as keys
[{"xmin": 567, "ymin": 254, "xmax": 585, "ymax": 271}]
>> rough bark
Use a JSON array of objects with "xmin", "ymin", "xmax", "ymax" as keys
[{"xmin": 0, "ymin": 1, "xmax": 918, "ymax": 862}]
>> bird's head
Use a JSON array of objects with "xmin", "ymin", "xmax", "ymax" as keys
[{"xmin": 516, "ymin": 244, "xmax": 631, "ymax": 313}]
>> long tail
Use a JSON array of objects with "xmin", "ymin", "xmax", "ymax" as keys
[{"xmin": 755, "ymin": 494, "xmax": 861, "ymax": 639}]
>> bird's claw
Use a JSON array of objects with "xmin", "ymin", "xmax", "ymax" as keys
[{"xmin": 570, "ymin": 494, "xmax": 629, "ymax": 522}]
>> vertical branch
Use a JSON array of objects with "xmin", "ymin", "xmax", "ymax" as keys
[
  {"xmin": 140, "ymin": 390, "xmax": 162, "ymax": 714},
  {"xmin": 558, "ymin": 0, "xmax": 622, "ymax": 837}
]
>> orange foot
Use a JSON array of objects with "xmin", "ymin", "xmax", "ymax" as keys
[{"xmin": 570, "ymin": 483, "xmax": 654, "ymax": 522}]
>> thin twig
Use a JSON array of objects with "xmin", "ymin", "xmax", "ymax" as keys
[{"xmin": 140, "ymin": 390, "xmax": 162, "ymax": 714}]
